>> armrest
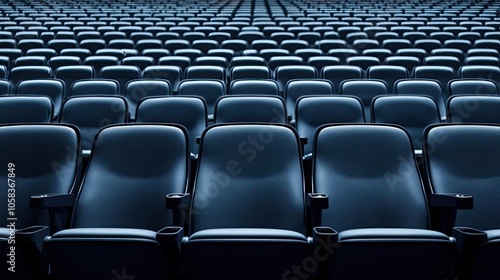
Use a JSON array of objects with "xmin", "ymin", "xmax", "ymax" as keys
[
  {"xmin": 453, "ymin": 227, "xmax": 487, "ymax": 279},
  {"xmin": 156, "ymin": 226, "xmax": 184, "ymax": 279},
  {"xmin": 312, "ymin": 227, "xmax": 338, "ymax": 277},
  {"xmin": 30, "ymin": 193, "xmax": 76, "ymax": 234},
  {"xmin": 307, "ymin": 193, "xmax": 329, "ymax": 228},
  {"xmin": 429, "ymin": 193, "xmax": 473, "ymax": 209},
  {"xmin": 30, "ymin": 193, "xmax": 75, "ymax": 209},
  {"xmin": 429, "ymin": 193, "xmax": 474, "ymax": 236},
  {"xmin": 166, "ymin": 193, "xmax": 191, "ymax": 227}
]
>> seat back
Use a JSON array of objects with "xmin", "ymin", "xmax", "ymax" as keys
[
  {"xmin": 447, "ymin": 96, "xmax": 500, "ymax": 124},
  {"xmin": 136, "ymin": 96, "xmax": 207, "ymax": 154},
  {"xmin": 340, "ymin": 79, "xmax": 389, "ymax": 122},
  {"xmin": 59, "ymin": 96, "xmax": 128, "ymax": 150},
  {"xmin": 424, "ymin": 124, "xmax": 500, "ymax": 230},
  {"xmin": 0, "ymin": 124, "xmax": 80, "ymax": 228},
  {"xmin": 124, "ymin": 79, "xmax": 171, "ymax": 120},
  {"xmin": 214, "ymin": 95, "xmax": 286, "ymax": 124},
  {"xmin": 71, "ymin": 124, "xmax": 189, "ymax": 230},
  {"xmin": 371, "ymin": 96, "xmax": 441, "ymax": 150},
  {"xmin": 313, "ymin": 124, "xmax": 429, "ymax": 231},
  {"xmin": 0, "ymin": 96, "xmax": 53, "ymax": 123},
  {"xmin": 296, "ymin": 96, "xmax": 365, "ymax": 155},
  {"xmin": 190, "ymin": 124, "xmax": 306, "ymax": 234}
]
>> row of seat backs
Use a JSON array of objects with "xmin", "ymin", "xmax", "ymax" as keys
[
  {"xmin": 1, "ymin": 91, "xmax": 500, "ymax": 154},
  {"xmin": 2, "ymin": 122, "xmax": 500, "ymax": 279}
]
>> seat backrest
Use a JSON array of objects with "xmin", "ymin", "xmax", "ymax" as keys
[
  {"xmin": 296, "ymin": 96, "xmax": 365, "ymax": 155},
  {"xmin": 424, "ymin": 124, "xmax": 500, "ymax": 230},
  {"xmin": 0, "ymin": 124, "xmax": 80, "ymax": 228},
  {"xmin": 371, "ymin": 96, "xmax": 441, "ymax": 150},
  {"xmin": 9, "ymin": 66, "xmax": 53, "ymax": 90},
  {"xmin": 190, "ymin": 124, "xmax": 306, "ymax": 234},
  {"xmin": 177, "ymin": 79, "xmax": 226, "ymax": 117},
  {"xmin": 448, "ymin": 78, "xmax": 499, "ymax": 96},
  {"xmin": 54, "ymin": 65, "xmax": 95, "ymax": 94},
  {"xmin": 340, "ymin": 79, "xmax": 389, "ymax": 122},
  {"xmin": 413, "ymin": 66, "xmax": 456, "ymax": 94},
  {"xmin": 313, "ymin": 124, "xmax": 429, "ymax": 231},
  {"xmin": 214, "ymin": 95, "xmax": 286, "ymax": 124},
  {"xmin": 100, "ymin": 65, "xmax": 141, "ymax": 94},
  {"xmin": 59, "ymin": 96, "xmax": 128, "ymax": 150},
  {"xmin": 447, "ymin": 95, "xmax": 500, "ymax": 124},
  {"xmin": 124, "ymin": 79, "xmax": 171, "ymax": 120},
  {"xmin": 0, "ymin": 96, "xmax": 53, "ymax": 123},
  {"xmin": 16, "ymin": 79, "xmax": 65, "ymax": 118},
  {"xmin": 71, "ymin": 124, "xmax": 188, "ymax": 230},
  {"xmin": 367, "ymin": 65, "xmax": 409, "ymax": 93},
  {"xmin": 321, "ymin": 65, "xmax": 363, "ymax": 93},
  {"xmin": 229, "ymin": 79, "xmax": 279, "ymax": 96},
  {"xmin": 285, "ymin": 79, "xmax": 334, "ymax": 121},
  {"xmin": 71, "ymin": 79, "xmax": 119, "ymax": 96},
  {"xmin": 395, "ymin": 79, "xmax": 446, "ymax": 120},
  {"xmin": 136, "ymin": 96, "xmax": 207, "ymax": 154}
]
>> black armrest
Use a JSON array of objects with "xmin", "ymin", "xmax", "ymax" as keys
[
  {"xmin": 157, "ymin": 226, "xmax": 184, "ymax": 279},
  {"xmin": 30, "ymin": 193, "xmax": 75, "ymax": 209},
  {"xmin": 312, "ymin": 227, "xmax": 338, "ymax": 277},
  {"xmin": 307, "ymin": 193, "xmax": 329, "ymax": 228},
  {"xmin": 10, "ymin": 226, "xmax": 51, "ymax": 277},
  {"xmin": 30, "ymin": 193, "xmax": 76, "ymax": 234},
  {"xmin": 453, "ymin": 227, "xmax": 487, "ymax": 279},
  {"xmin": 429, "ymin": 193, "xmax": 474, "ymax": 236},
  {"xmin": 166, "ymin": 193, "xmax": 191, "ymax": 227},
  {"xmin": 429, "ymin": 193, "xmax": 473, "ymax": 209}
]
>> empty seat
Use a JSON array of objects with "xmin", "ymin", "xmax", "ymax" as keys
[
  {"xmin": 100, "ymin": 65, "xmax": 141, "ymax": 95},
  {"xmin": 385, "ymin": 56, "xmax": 421, "ymax": 72},
  {"xmin": 58, "ymin": 96, "xmax": 127, "ymax": 150},
  {"xmin": 143, "ymin": 65, "xmax": 183, "ymax": 93},
  {"xmin": 177, "ymin": 79, "xmax": 225, "ymax": 120},
  {"xmin": 15, "ymin": 79, "xmax": 64, "ymax": 119},
  {"xmin": 0, "ymin": 96, "xmax": 53, "ymax": 123},
  {"xmin": 424, "ymin": 124, "xmax": 500, "ymax": 279},
  {"xmin": 194, "ymin": 57, "xmax": 227, "ymax": 68},
  {"xmin": 285, "ymin": 79, "xmax": 334, "ymax": 123},
  {"xmin": 367, "ymin": 65, "xmax": 409, "ymax": 93},
  {"xmin": 174, "ymin": 123, "xmax": 324, "ymax": 280},
  {"xmin": 229, "ymin": 79, "xmax": 280, "ymax": 96},
  {"xmin": 122, "ymin": 56, "xmax": 155, "ymax": 70},
  {"xmin": 55, "ymin": 65, "xmax": 95, "ymax": 95},
  {"xmin": 340, "ymin": 79, "xmax": 389, "ymax": 121},
  {"xmin": 274, "ymin": 65, "xmax": 317, "ymax": 92},
  {"xmin": 413, "ymin": 66, "xmax": 456, "ymax": 94},
  {"xmin": 447, "ymin": 96, "xmax": 500, "ymax": 124},
  {"xmin": 185, "ymin": 65, "xmax": 225, "ymax": 81},
  {"xmin": 459, "ymin": 66, "xmax": 500, "ymax": 84},
  {"xmin": 464, "ymin": 56, "xmax": 500, "ymax": 67},
  {"xmin": 448, "ymin": 79, "xmax": 499, "ymax": 96},
  {"xmin": 9, "ymin": 66, "xmax": 52, "ymax": 92},
  {"xmin": 0, "ymin": 80, "xmax": 10, "ymax": 96},
  {"xmin": 424, "ymin": 56, "xmax": 461, "ymax": 70},
  {"xmin": 321, "ymin": 65, "xmax": 363, "ymax": 93},
  {"xmin": 83, "ymin": 56, "xmax": 119, "ymax": 74},
  {"xmin": 136, "ymin": 96, "xmax": 206, "ymax": 155},
  {"xmin": 395, "ymin": 79, "xmax": 447, "ymax": 120},
  {"xmin": 296, "ymin": 95, "xmax": 365, "ymax": 155},
  {"xmin": 14, "ymin": 56, "xmax": 47, "ymax": 67},
  {"xmin": 214, "ymin": 95, "xmax": 286, "ymax": 124},
  {"xmin": 371, "ymin": 96, "xmax": 441, "ymax": 150},
  {"xmin": 230, "ymin": 66, "xmax": 271, "ymax": 80},
  {"xmin": 43, "ymin": 124, "xmax": 188, "ymax": 280},
  {"xmin": 70, "ymin": 79, "xmax": 119, "ymax": 96},
  {"xmin": 313, "ymin": 124, "xmax": 455, "ymax": 279},
  {"xmin": 124, "ymin": 79, "xmax": 171, "ymax": 120},
  {"xmin": 0, "ymin": 124, "xmax": 80, "ymax": 280},
  {"xmin": 48, "ymin": 56, "xmax": 81, "ymax": 70}
]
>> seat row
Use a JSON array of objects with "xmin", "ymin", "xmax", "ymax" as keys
[
  {"xmin": 1, "ymin": 122, "xmax": 499, "ymax": 279},
  {"xmin": 2, "ymin": 87, "xmax": 500, "ymax": 154}
]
